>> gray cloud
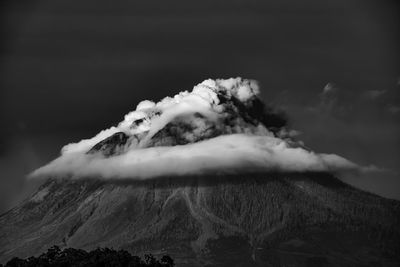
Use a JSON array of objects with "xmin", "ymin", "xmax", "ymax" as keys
[
  {"xmin": 387, "ymin": 105, "xmax": 400, "ymax": 114},
  {"xmin": 363, "ymin": 89, "xmax": 387, "ymax": 100}
]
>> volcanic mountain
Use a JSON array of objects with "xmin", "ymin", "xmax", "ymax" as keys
[{"xmin": 1, "ymin": 78, "xmax": 399, "ymax": 266}]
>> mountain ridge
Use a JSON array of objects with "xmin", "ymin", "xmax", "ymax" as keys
[{"xmin": 1, "ymin": 173, "xmax": 399, "ymax": 266}]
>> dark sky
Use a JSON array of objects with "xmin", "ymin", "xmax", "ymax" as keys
[{"xmin": 0, "ymin": 0, "xmax": 399, "ymax": 212}]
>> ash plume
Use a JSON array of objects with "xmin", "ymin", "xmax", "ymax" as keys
[{"xmin": 31, "ymin": 78, "xmax": 369, "ymax": 180}]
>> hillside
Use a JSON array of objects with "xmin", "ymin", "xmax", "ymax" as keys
[
  {"xmin": 3, "ymin": 78, "xmax": 399, "ymax": 266},
  {"xmin": 1, "ymin": 173, "xmax": 399, "ymax": 266}
]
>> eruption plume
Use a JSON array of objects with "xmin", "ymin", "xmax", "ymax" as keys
[{"xmin": 31, "ymin": 78, "xmax": 367, "ymax": 180}]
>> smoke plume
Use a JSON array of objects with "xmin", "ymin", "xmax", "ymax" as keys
[{"xmin": 31, "ymin": 78, "xmax": 369, "ymax": 180}]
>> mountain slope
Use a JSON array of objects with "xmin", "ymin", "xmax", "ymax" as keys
[
  {"xmin": 3, "ymin": 78, "xmax": 399, "ymax": 266},
  {"xmin": 1, "ymin": 173, "xmax": 399, "ymax": 266}
]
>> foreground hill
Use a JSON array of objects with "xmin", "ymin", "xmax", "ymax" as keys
[{"xmin": 1, "ymin": 173, "xmax": 399, "ymax": 266}]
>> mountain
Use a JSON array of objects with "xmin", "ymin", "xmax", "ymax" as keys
[
  {"xmin": 1, "ymin": 173, "xmax": 399, "ymax": 266},
  {"xmin": 2, "ymin": 78, "xmax": 399, "ymax": 266}
]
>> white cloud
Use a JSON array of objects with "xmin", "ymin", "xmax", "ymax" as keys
[
  {"xmin": 31, "ymin": 134, "xmax": 362, "ymax": 180},
  {"xmin": 30, "ymin": 78, "xmax": 375, "ymax": 181},
  {"xmin": 60, "ymin": 77, "xmax": 268, "ymax": 154}
]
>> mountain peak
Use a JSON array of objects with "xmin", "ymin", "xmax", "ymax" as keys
[
  {"xmin": 31, "ymin": 78, "xmax": 363, "ymax": 181},
  {"xmin": 87, "ymin": 78, "xmax": 286, "ymax": 157}
]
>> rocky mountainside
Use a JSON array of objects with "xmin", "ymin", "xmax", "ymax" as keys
[
  {"xmin": 1, "ymin": 173, "xmax": 399, "ymax": 266},
  {"xmin": 3, "ymin": 79, "xmax": 399, "ymax": 266}
]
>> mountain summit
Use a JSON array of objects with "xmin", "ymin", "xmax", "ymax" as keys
[
  {"xmin": 30, "ymin": 78, "xmax": 360, "ymax": 180},
  {"xmin": 1, "ymin": 78, "xmax": 399, "ymax": 266},
  {"xmin": 85, "ymin": 78, "xmax": 287, "ymax": 157}
]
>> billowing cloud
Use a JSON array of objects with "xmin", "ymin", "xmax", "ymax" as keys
[{"xmin": 30, "ymin": 78, "xmax": 372, "ymax": 180}]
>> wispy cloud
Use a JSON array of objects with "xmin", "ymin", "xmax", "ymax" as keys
[
  {"xmin": 386, "ymin": 105, "xmax": 400, "ymax": 114},
  {"xmin": 362, "ymin": 89, "xmax": 387, "ymax": 100}
]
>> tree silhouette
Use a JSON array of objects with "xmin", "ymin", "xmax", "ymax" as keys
[{"xmin": 3, "ymin": 246, "xmax": 174, "ymax": 267}]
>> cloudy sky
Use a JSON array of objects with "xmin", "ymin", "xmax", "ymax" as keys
[{"xmin": 0, "ymin": 0, "xmax": 399, "ymax": 212}]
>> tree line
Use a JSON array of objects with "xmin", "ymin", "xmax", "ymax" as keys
[{"xmin": 1, "ymin": 246, "xmax": 174, "ymax": 267}]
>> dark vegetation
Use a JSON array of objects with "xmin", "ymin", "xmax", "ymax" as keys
[{"xmin": 2, "ymin": 246, "xmax": 174, "ymax": 267}]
